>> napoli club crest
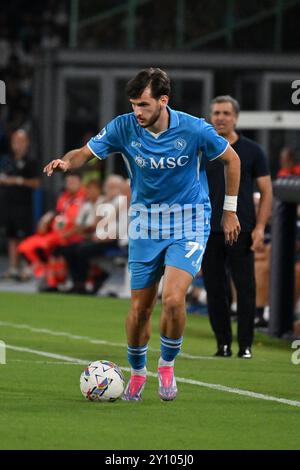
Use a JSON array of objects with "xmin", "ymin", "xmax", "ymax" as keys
[{"xmin": 174, "ymin": 138, "xmax": 187, "ymax": 150}]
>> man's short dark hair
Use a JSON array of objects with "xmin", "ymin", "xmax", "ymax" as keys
[
  {"xmin": 126, "ymin": 68, "xmax": 171, "ymax": 100},
  {"xmin": 211, "ymin": 95, "xmax": 240, "ymax": 115}
]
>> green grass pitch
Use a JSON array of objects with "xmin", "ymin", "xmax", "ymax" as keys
[{"xmin": 0, "ymin": 291, "xmax": 300, "ymax": 450}]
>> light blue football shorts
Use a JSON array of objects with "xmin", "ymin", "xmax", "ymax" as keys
[{"xmin": 128, "ymin": 224, "xmax": 210, "ymax": 290}]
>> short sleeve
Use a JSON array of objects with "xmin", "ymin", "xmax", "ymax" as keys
[
  {"xmin": 252, "ymin": 144, "xmax": 270, "ymax": 178},
  {"xmin": 87, "ymin": 117, "xmax": 122, "ymax": 160},
  {"xmin": 199, "ymin": 119, "xmax": 229, "ymax": 161}
]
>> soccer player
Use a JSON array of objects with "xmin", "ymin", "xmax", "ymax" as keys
[{"xmin": 44, "ymin": 68, "xmax": 241, "ymax": 401}]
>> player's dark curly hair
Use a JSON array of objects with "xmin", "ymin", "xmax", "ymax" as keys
[{"xmin": 126, "ymin": 68, "xmax": 171, "ymax": 99}]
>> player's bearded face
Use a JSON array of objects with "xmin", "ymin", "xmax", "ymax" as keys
[
  {"xmin": 134, "ymin": 100, "xmax": 162, "ymax": 128},
  {"xmin": 140, "ymin": 102, "xmax": 162, "ymax": 128},
  {"xmin": 130, "ymin": 88, "xmax": 166, "ymax": 129}
]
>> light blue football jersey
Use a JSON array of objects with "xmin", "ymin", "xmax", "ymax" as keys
[{"xmin": 87, "ymin": 107, "xmax": 228, "ymax": 262}]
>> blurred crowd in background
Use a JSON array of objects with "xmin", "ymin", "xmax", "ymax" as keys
[{"xmin": 0, "ymin": 127, "xmax": 130, "ymax": 296}]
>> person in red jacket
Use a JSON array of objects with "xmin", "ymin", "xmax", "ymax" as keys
[
  {"xmin": 18, "ymin": 172, "xmax": 86, "ymax": 278},
  {"xmin": 277, "ymin": 147, "xmax": 300, "ymax": 177}
]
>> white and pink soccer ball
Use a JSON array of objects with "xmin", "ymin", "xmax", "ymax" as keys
[{"xmin": 80, "ymin": 360, "xmax": 125, "ymax": 402}]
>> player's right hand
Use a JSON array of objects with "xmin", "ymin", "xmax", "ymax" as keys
[
  {"xmin": 43, "ymin": 159, "xmax": 71, "ymax": 176},
  {"xmin": 221, "ymin": 211, "xmax": 241, "ymax": 245}
]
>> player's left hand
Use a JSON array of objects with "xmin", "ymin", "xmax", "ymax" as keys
[
  {"xmin": 43, "ymin": 159, "xmax": 71, "ymax": 176},
  {"xmin": 221, "ymin": 211, "xmax": 241, "ymax": 245},
  {"xmin": 250, "ymin": 225, "xmax": 264, "ymax": 251}
]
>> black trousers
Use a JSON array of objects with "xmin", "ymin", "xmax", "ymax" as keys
[
  {"xmin": 57, "ymin": 240, "xmax": 118, "ymax": 283},
  {"xmin": 202, "ymin": 232, "xmax": 256, "ymax": 349}
]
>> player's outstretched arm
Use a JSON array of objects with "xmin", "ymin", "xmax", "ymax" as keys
[
  {"xmin": 43, "ymin": 144, "xmax": 94, "ymax": 176},
  {"xmin": 219, "ymin": 145, "xmax": 241, "ymax": 245}
]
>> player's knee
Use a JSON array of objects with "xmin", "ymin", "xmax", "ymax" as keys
[
  {"xmin": 129, "ymin": 302, "xmax": 153, "ymax": 325},
  {"xmin": 162, "ymin": 293, "xmax": 185, "ymax": 315}
]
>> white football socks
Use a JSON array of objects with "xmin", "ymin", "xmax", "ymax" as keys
[
  {"xmin": 158, "ymin": 357, "xmax": 174, "ymax": 367},
  {"xmin": 131, "ymin": 367, "xmax": 147, "ymax": 376}
]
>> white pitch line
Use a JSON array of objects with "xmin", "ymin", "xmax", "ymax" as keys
[
  {"xmin": 6, "ymin": 345, "xmax": 88, "ymax": 364},
  {"xmin": 0, "ymin": 320, "xmax": 215, "ymax": 361},
  {"xmin": 10, "ymin": 359, "xmax": 83, "ymax": 365},
  {"xmin": 6, "ymin": 344, "xmax": 300, "ymax": 409}
]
